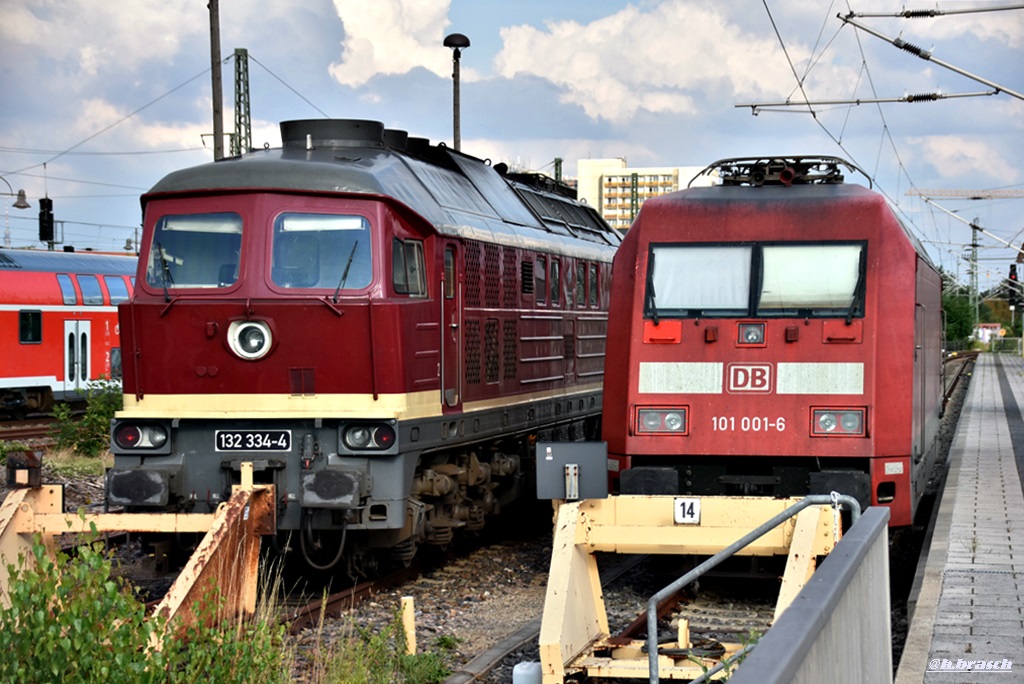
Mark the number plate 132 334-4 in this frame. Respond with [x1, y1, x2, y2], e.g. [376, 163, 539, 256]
[215, 430, 291, 452]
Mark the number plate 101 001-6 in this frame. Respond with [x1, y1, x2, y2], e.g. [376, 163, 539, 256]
[215, 430, 292, 452]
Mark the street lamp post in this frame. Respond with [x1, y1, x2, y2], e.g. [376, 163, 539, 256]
[443, 33, 470, 152]
[0, 176, 31, 249]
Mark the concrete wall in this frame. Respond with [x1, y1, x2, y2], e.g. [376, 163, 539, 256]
[728, 506, 892, 684]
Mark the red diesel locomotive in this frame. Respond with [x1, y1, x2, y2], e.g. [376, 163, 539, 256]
[106, 119, 621, 571]
[604, 157, 942, 527]
[0, 249, 135, 416]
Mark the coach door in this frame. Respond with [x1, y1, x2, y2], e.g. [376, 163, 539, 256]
[441, 243, 462, 409]
[63, 320, 92, 398]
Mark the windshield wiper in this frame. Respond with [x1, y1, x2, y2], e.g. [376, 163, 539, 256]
[333, 241, 359, 303]
[846, 248, 867, 325]
[156, 242, 173, 303]
[644, 251, 659, 325]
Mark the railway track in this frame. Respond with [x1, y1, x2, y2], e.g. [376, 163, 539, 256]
[0, 418, 58, 445]
[943, 350, 977, 407]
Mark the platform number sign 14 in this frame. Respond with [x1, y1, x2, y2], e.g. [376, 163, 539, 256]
[674, 498, 701, 525]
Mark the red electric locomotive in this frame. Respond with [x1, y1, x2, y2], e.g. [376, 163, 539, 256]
[0, 248, 135, 416]
[604, 157, 942, 527]
[106, 119, 621, 571]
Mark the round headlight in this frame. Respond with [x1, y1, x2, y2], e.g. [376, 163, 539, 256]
[346, 426, 372, 449]
[148, 425, 169, 448]
[641, 412, 663, 431]
[817, 412, 838, 432]
[664, 412, 684, 431]
[840, 412, 862, 432]
[228, 320, 273, 360]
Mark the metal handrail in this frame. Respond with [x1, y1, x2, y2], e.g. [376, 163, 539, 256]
[646, 493, 862, 683]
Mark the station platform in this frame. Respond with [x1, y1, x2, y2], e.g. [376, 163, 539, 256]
[896, 353, 1024, 682]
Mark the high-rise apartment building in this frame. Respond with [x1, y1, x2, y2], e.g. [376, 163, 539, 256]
[576, 158, 714, 231]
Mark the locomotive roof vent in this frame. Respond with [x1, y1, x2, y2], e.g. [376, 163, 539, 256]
[405, 136, 433, 156]
[383, 128, 409, 151]
[689, 155, 871, 188]
[280, 119, 386, 150]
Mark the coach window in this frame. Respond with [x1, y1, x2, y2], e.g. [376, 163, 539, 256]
[551, 259, 560, 306]
[148, 212, 242, 289]
[104, 276, 130, 305]
[19, 310, 42, 344]
[394, 238, 427, 296]
[56, 273, 77, 304]
[77, 275, 104, 305]
[272, 214, 371, 290]
[588, 263, 599, 307]
[536, 256, 547, 305]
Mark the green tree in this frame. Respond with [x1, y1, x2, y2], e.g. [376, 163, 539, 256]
[942, 292, 974, 341]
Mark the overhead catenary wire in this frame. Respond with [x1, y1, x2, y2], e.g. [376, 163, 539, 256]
[848, 4, 1024, 19]
[837, 14, 1024, 102]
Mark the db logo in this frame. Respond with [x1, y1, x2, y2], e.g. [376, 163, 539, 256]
[727, 364, 772, 393]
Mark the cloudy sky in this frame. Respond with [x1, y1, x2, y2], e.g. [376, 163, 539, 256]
[1, 0, 1021, 289]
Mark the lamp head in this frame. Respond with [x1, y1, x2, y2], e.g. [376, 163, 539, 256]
[13, 189, 30, 210]
[443, 33, 470, 55]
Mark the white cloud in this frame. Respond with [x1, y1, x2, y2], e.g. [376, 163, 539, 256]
[329, 0, 458, 87]
[909, 134, 1020, 183]
[0, 1, 190, 75]
[491, 1, 856, 124]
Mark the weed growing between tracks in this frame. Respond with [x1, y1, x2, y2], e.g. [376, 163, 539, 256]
[52, 378, 122, 457]
[294, 597, 459, 684]
[0, 520, 292, 683]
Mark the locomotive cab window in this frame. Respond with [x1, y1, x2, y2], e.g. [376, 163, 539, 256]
[271, 214, 371, 291]
[394, 238, 427, 296]
[645, 241, 866, 319]
[147, 212, 242, 289]
[758, 244, 865, 316]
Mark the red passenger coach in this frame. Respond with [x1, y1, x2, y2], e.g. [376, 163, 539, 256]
[604, 157, 942, 527]
[106, 120, 620, 571]
[0, 248, 135, 416]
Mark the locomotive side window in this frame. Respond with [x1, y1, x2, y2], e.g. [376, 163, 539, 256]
[147, 212, 242, 289]
[19, 310, 42, 344]
[551, 259, 561, 306]
[441, 245, 455, 299]
[77, 275, 104, 305]
[271, 214, 371, 290]
[589, 263, 599, 307]
[536, 256, 547, 305]
[576, 262, 586, 308]
[394, 238, 427, 296]
[56, 273, 77, 305]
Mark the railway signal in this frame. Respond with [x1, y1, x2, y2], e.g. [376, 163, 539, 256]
[1010, 264, 1019, 307]
[37, 197, 54, 243]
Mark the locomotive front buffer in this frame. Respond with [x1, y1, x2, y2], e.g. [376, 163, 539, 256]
[0, 457, 274, 637]
[535, 442, 865, 683]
